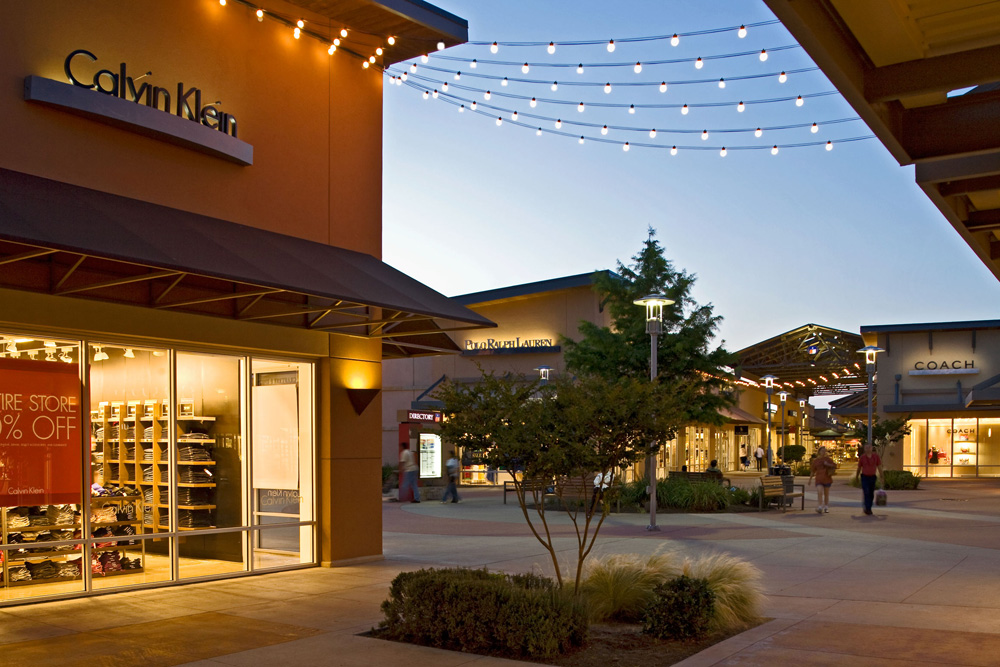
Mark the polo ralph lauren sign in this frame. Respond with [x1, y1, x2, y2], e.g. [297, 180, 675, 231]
[24, 49, 252, 165]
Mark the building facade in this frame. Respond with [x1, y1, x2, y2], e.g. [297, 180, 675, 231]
[0, 0, 485, 604]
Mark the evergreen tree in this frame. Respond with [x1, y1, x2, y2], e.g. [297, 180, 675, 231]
[562, 228, 737, 425]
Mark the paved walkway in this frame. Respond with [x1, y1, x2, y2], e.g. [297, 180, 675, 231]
[3, 477, 1000, 665]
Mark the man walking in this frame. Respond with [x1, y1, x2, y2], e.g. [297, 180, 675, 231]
[754, 445, 765, 472]
[400, 442, 420, 503]
[855, 442, 884, 515]
[441, 450, 461, 503]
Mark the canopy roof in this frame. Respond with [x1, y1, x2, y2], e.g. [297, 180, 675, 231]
[764, 0, 1000, 282]
[737, 324, 866, 396]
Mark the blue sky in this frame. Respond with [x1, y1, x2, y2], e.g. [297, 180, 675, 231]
[382, 0, 1000, 354]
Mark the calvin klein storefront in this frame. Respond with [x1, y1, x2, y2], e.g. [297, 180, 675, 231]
[0, 1, 481, 604]
[862, 320, 1000, 478]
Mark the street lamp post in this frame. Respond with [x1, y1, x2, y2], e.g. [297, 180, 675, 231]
[761, 375, 777, 473]
[535, 365, 552, 384]
[858, 346, 884, 450]
[634, 294, 675, 532]
[779, 391, 788, 465]
[799, 398, 807, 454]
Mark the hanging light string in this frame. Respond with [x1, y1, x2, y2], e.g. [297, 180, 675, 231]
[394, 75, 860, 136]
[390, 69, 841, 111]
[405, 63, 818, 89]
[464, 19, 782, 48]
[401, 80, 871, 152]
[431, 43, 801, 70]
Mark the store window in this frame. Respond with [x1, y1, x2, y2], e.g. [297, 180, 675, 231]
[926, 419, 952, 477]
[904, 419, 927, 476]
[979, 419, 1000, 477]
[952, 418, 977, 477]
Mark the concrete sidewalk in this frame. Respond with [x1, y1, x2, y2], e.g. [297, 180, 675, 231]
[2, 477, 1000, 665]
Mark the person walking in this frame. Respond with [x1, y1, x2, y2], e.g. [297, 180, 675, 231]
[441, 450, 461, 503]
[399, 442, 420, 503]
[754, 445, 765, 472]
[855, 442, 883, 515]
[808, 445, 837, 514]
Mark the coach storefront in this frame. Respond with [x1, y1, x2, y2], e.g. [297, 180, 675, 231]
[0, 1, 483, 604]
[862, 320, 1000, 478]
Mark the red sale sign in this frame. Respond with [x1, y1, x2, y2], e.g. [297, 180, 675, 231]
[0, 357, 83, 505]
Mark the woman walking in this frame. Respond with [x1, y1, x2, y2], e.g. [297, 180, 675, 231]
[807, 446, 836, 513]
[855, 443, 884, 515]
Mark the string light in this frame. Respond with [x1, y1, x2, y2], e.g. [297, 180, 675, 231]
[681, 104, 689, 114]
[293, 27, 300, 39]
[779, 71, 787, 83]
[431, 88, 438, 98]
[454, 71, 460, 80]
[484, 90, 491, 100]
[340, 28, 348, 38]
[458, 104, 464, 112]
[601, 125, 608, 135]
[695, 57, 703, 69]
[388, 36, 396, 45]
[578, 102, 585, 112]
[437, 41, 446, 50]
[737, 101, 745, 112]
[471, 101, 477, 110]
[718, 78, 726, 88]
[649, 128, 656, 138]
[738, 25, 747, 38]
[256, 8, 263, 21]
[702, 129, 709, 140]
[410, 63, 417, 72]
[604, 82, 612, 94]
[623, 142, 630, 151]
[522, 63, 530, 73]
[401, 72, 407, 81]
[634, 62, 642, 74]
[548, 42, 556, 54]
[491, 41, 499, 53]
[659, 82, 667, 92]
[369, 56, 376, 63]
[537, 127, 542, 135]
[512, 111, 518, 120]
[796, 95, 804, 106]
[759, 49, 768, 61]
[826, 140, 833, 151]
[328, 44, 336, 55]
[421, 54, 428, 63]
[334, 38, 340, 46]
[441, 82, 448, 91]
[671, 34, 679, 46]
[577, 64, 584, 74]
[811, 122, 819, 133]
[501, 77, 508, 86]
[771, 145, 779, 154]
[470, 59, 477, 68]
[530, 97, 537, 107]
[720, 147, 727, 156]
[671, 146, 678, 155]
[551, 81, 559, 91]
[376, 47, 383, 56]
[296, 19, 305, 29]
[755, 127, 762, 137]
[628, 104, 635, 114]
[607, 39, 615, 52]
[555, 119, 562, 128]
[579, 136, 585, 144]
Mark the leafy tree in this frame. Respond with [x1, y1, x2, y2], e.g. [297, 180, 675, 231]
[847, 414, 912, 460]
[779, 444, 806, 463]
[435, 370, 690, 591]
[562, 228, 737, 426]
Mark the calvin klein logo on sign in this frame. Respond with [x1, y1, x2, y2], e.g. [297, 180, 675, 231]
[64, 49, 238, 137]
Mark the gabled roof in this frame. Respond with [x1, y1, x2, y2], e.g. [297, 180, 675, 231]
[453, 271, 617, 306]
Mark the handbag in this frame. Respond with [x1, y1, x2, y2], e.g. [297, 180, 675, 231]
[875, 489, 888, 506]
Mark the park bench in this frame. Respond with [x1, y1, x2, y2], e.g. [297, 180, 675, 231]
[668, 470, 731, 487]
[503, 476, 594, 508]
[759, 475, 804, 511]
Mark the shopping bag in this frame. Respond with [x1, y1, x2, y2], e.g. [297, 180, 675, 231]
[875, 489, 888, 506]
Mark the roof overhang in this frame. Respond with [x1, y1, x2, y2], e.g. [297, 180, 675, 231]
[0, 168, 493, 358]
[764, 0, 1000, 282]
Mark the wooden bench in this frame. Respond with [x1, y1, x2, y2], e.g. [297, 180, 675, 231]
[503, 476, 594, 508]
[503, 478, 554, 505]
[668, 470, 732, 487]
[759, 475, 805, 511]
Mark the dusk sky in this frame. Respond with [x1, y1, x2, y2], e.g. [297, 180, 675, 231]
[382, 0, 1000, 355]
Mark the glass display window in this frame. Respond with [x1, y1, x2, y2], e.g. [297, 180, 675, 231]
[926, 419, 952, 477]
[979, 419, 1000, 477]
[903, 419, 927, 476]
[951, 418, 977, 476]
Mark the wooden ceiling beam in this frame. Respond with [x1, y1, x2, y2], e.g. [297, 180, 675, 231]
[864, 43, 1000, 103]
[902, 90, 1000, 160]
[938, 174, 1000, 197]
[965, 209, 1000, 232]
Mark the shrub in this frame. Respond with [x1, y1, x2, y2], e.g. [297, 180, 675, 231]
[642, 576, 715, 640]
[616, 480, 648, 510]
[579, 553, 677, 622]
[381, 464, 397, 484]
[658, 477, 692, 509]
[792, 462, 811, 477]
[379, 568, 586, 660]
[680, 553, 764, 631]
[690, 481, 732, 511]
[883, 470, 921, 490]
[781, 444, 806, 463]
[745, 485, 762, 507]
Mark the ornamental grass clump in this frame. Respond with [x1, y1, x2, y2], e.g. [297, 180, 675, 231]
[378, 567, 586, 660]
[642, 575, 715, 640]
[579, 552, 677, 622]
[679, 552, 764, 631]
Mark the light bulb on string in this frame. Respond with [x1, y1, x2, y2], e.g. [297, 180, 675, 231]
[550, 81, 558, 91]
[649, 128, 656, 138]
[420, 54, 428, 63]
[623, 142, 630, 151]
[328, 45, 336, 55]
[555, 119, 562, 128]
[811, 122, 819, 133]
[671, 34, 679, 46]
[701, 129, 709, 140]
[454, 71, 461, 80]
[755, 127, 762, 137]
[293, 27, 300, 39]
[388, 36, 396, 45]
[471, 101, 477, 110]
[670, 145, 678, 155]
[496, 116, 502, 126]
[579, 136, 585, 144]
[530, 97, 537, 107]
[441, 82, 448, 91]
[401, 72, 407, 81]
[422, 90, 429, 99]
[826, 140, 833, 151]
[124, 348, 135, 359]
[795, 95, 804, 106]
[369, 56, 376, 63]
[334, 38, 340, 46]
[376, 47, 383, 56]
[778, 71, 787, 83]
[659, 81, 667, 93]
[470, 59, 477, 68]
[771, 145, 779, 155]
[340, 28, 348, 38]
[256, 8, 263, 20]
[437, 41, 445, 50]
[681, 104, 689, 115]
[577, 64, 584, 74]
[536, 127, 542, 136]
[759, 49, 768, 61]
[458, 104, 464, 112]
[634, 62, 642, 74]
[431, 89, 438, 98]
[718, 78, 725, 88]
[628, 104, 635, 114]
[297, 19, 305, 28]
[737, 101, 745, 112]
[720, 147, 727, 157]
[490, 41, 498, 53]
[607, 39, 615, 52]
[501, 77, 508, 86]
[522, 63, 529, 73]
[484, 90, 491, 100]
[601, 125, 608, 135]
[738, 25, 747, 38]
[578, 102, 585, 112]
[548, 42, 556, 54]
[604, 82, 612, 94]
[410, 63, 417, 72]
[695, 57, 703, 69]
[512, 111, 518, 120]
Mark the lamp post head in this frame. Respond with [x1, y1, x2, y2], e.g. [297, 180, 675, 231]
[633, 294, 673, 335]
[798, 398, 806, 408]
[857, 345, 884, 366]
[779, 391, 788, 403]
[535, 365, 552, 381]
[761, 374, 777, 389]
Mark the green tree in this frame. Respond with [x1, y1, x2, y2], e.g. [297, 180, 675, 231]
[435, 370, 689, 591]
[562, 228, 737, 426]
[847, 414, 912, 460]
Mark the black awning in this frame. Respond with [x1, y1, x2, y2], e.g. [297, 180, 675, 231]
[0, 168, 493, 353]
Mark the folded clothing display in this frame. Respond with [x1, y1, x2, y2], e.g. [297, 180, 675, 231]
[177, 509, 213, 528]
[90, 506, 118, 524]
[7, 507, 30, 528]
[143, 487, 154, 503]
[143, 426, 154, 440]
[142, 505, 153, 525]
[123, 427, 136, 440]
[176, 488, 212, 505]
[142, 465, 154, 482]
[25, 559, 59, 579]
[178, 445, 213, 461]
[142, 445, 153, 461]
[57, 558, 82, 578]
[7, 565, 31, 582]
[122, 443, 136, 460]
[178, 468, 213, 484]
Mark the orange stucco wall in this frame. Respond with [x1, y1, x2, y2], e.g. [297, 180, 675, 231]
[0, 0, 381, 255]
